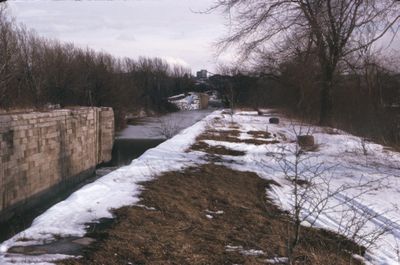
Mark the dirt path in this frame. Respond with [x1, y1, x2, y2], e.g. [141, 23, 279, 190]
[61, 164, 361, 265]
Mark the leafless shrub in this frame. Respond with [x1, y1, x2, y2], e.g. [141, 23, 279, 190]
[264, 125, 392, 264]
[155, 118, 181, 139]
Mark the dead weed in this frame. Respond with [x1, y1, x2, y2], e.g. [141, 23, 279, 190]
[61, 165, 363, 265]
[190, 141, 245, 156]
[247, 130, 273, 139]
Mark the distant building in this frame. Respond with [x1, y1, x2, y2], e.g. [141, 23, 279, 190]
[196, 69, 208, 80]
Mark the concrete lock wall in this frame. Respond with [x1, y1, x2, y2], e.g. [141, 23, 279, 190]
[0, 107, 114, 220]
[198, 93, 209, 109]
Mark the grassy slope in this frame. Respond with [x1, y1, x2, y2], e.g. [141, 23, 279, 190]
[61, 123, 363, 265]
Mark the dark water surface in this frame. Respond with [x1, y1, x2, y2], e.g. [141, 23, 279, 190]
[111, 109, 213, 166]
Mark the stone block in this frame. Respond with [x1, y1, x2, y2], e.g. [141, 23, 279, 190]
[0, 107, 114, 214]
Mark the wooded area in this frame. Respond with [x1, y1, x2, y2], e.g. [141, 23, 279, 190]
[0, 6, 194, 128]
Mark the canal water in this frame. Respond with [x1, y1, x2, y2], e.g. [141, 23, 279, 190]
[109, 109, 213, 166]
[0, 109, 213, 255]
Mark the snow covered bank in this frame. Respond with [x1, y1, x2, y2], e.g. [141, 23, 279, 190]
[0, 111, 220, 264]
[168, 92, 209, 111]
[200, 110, 400, 265]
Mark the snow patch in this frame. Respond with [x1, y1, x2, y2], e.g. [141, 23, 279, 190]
[225, 245, 265, 257]
[205, 209, 224, 215]
[264, 257, 289, 264]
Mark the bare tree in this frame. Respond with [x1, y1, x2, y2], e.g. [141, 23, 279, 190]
[16, 27, 47, 106]
[0, 6, 18, 107]
[211, 0, 400, 125]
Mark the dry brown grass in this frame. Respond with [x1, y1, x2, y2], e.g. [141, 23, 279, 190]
[60, 165, 363, 265]
[247, 130, 273, 139]
[190, 141, 246, 156]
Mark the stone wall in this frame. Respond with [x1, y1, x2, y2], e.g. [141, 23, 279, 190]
[0, 107, 114, 220]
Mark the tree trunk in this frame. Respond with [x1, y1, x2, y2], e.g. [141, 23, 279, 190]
[319, 71, 334, 126]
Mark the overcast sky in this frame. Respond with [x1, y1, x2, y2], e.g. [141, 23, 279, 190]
[8, 0, 230, 73]
[6, 1, 399, 73]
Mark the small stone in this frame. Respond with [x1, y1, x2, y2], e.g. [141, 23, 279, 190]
[297, 135, 315, 148]
[269, 117, 279, 124]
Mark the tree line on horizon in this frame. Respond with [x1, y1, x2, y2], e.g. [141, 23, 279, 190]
[0, 6, 195, 129]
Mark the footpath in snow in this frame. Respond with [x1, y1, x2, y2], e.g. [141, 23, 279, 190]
[1, 109, 400, 265]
